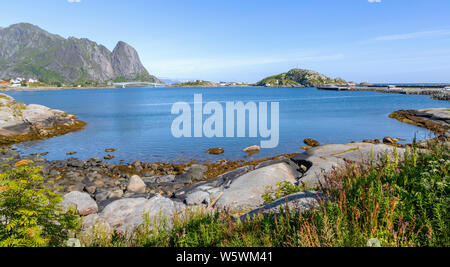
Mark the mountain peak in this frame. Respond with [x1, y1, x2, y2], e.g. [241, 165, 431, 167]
[112, 41, 156, 82]
[115, 40, 130, 47]
[0, 23, 160, 84]
[6, 22, 47, 33]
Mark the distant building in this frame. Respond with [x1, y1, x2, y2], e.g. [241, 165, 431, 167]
[0, 80, 9, 85]
[9, 78, 25, 87]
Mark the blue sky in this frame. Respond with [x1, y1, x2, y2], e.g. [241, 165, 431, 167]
[1, 0, 450, 83]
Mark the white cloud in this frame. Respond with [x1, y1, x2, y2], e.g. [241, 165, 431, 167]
[368, 0, 381, 3]
[68, 0, 81, 3]
[374, 30, 450, 41]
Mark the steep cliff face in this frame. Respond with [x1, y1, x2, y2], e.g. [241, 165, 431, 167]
[112, 41, 152, 81]
[0, 23, 160, 83]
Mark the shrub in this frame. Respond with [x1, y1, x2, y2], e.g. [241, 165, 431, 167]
[0, 163, 80, 247]
[262, 181, 306, 205]
[300, 142, 449, 247]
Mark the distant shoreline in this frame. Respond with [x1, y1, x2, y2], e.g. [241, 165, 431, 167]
[0, 86, 115, 92]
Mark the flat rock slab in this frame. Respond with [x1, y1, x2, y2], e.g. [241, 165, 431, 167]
[99, 195, 183, 233]
[416, 108, 450, 120]
[0, 93, 85, 143]
[294, 143, 405, 188]
[390, 108, 450, 135]
[215, 162, 298, 212]
[174, 165, 253, 201]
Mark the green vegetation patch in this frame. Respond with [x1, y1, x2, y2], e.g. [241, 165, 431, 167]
[0, 164, 80, 247]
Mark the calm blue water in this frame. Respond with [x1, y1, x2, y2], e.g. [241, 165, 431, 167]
[5, 87, 449, 163]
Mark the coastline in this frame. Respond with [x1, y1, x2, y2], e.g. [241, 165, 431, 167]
[0, 86, 115, 92]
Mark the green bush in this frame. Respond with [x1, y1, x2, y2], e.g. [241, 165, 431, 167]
[0, 163, 80, 247]
[262, 181, 306, 205]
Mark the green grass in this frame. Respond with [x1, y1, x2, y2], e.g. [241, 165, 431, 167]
[81, 141, 449, 247]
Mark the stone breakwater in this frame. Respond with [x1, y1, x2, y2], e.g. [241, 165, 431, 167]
[0, 93, 86, 145]
[347, 87, 450, 101]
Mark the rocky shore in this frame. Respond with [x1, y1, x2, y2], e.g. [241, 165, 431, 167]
[0, 141, 399, 233]
[3, 137, 443, 234]
[0, 94, 86, 145]
[389, 108, 450, 137]
[1, 97, 448, 235]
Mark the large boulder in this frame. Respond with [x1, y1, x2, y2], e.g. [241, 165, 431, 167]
[242, 191, 321, 221]
[99, 195, 182, 233]
[214, 162, 298, 212]
[61, 191, 98, 216]
[127, 175, 146, 194]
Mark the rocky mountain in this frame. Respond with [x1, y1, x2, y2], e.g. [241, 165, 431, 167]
[0, 23, 160, 83]
[256, 68, 347, 87]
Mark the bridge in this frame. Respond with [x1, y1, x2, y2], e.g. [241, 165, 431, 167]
[113, 81, 166, 88]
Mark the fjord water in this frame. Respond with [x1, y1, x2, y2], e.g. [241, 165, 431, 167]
[7, 87, 448, 163]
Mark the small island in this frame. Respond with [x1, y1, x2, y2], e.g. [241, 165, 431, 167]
[171, 80, 218, 87]
[256, 68, 348, 87]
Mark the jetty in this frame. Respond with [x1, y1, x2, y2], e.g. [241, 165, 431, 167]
[316, 83, 450, 100]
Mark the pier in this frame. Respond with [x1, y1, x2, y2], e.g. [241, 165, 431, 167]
[316, 84, 450, 100]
